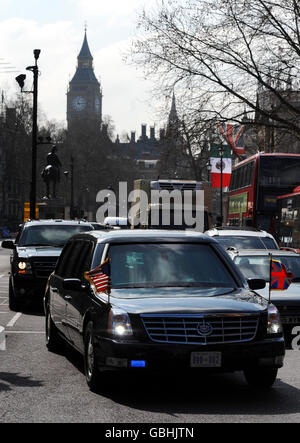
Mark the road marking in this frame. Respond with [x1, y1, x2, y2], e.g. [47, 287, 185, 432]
[5, 331, 44, 334]
[0, 326, 6, 350]
[0, 274, 6, 279]
[6, 313, 22, 328]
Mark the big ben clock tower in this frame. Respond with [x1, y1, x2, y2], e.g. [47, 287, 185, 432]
[67, 29, 103, 131]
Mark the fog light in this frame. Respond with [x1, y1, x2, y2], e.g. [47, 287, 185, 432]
[106, 358, 128, 368]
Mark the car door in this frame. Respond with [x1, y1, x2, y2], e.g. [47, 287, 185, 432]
[50, 241, 78, 340]
[64, 240, 95, 351]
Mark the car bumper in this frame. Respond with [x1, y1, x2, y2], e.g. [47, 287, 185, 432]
[12, 274, 47, 299]
[94, 336, 285, 373]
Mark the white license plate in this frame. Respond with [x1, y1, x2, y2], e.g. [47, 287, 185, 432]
[191, 352, 222, 368]
[281, 317, 300, 325]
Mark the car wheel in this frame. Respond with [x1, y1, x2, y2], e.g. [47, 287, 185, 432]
[8, 278, 21, 312]
[84, 321, 102, 391]
[244, 368, 278, 389]
[45, 305, 64, 353]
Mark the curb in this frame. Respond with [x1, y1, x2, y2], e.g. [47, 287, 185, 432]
[0, 326, 6, 351]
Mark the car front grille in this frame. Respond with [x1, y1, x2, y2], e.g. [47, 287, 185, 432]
[141, 314, 260, 345]
[33, 260, 58, 279]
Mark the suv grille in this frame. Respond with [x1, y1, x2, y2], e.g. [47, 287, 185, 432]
[141, 314, 259, 345]
[277, 306, 300, 324]
[33, 260, 58, 279]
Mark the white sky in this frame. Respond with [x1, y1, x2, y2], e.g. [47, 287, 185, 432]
[0, 0, 167, 139]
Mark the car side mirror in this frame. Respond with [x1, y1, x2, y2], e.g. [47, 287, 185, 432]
[248, 279, 266, 291]
[2, 240, 15, 250]
[63, 278, 83, 291]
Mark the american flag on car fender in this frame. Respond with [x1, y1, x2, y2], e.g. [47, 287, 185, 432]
[84, 259, 111, 294]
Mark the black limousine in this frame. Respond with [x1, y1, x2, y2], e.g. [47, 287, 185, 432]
[44, 230, 285, 391]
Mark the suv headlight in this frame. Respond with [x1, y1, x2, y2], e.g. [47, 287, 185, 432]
[267, 304, 283, 335]
[17, 261, 32, 275]
[108, 307, 133, 337]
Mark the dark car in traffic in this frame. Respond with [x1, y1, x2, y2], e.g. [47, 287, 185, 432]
[44, 230, 285, 392]
[2, 219, 94, 310]
[228, 248, 300, 345]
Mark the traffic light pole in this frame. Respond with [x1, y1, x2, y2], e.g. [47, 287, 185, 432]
[16, 50, 41, 220]
[30, 60, 39, 219]
[70, 156, 74, 220]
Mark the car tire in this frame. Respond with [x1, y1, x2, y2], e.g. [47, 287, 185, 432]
[45, 304, 64, 353]
[8, 278, 21, 312]
[84, 321, 102, 391]
[244, 367, 278, 389]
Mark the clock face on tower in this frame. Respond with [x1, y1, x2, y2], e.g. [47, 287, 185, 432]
[95, 97, 101, 113]
[72, 96, 87, 112]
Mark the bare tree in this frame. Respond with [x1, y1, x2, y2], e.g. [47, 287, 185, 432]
[131, 0, 300, 147]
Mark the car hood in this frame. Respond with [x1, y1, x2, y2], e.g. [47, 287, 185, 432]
[108, 287, 268, 315]
[256, 283, 300, 303]
[16, 246, 63, 259]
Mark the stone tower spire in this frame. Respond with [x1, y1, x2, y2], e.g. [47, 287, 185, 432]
[169, 91, 179, 125]
[67, 29, 103, 131]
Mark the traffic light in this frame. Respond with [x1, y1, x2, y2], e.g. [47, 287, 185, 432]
[15, 74, 26, 91]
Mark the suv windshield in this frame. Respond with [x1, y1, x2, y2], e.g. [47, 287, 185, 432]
[234, 255, 300, 282]
[216, 236, 277, 250]
[109, 243, 236, 289]
[19, 225, 93, 247]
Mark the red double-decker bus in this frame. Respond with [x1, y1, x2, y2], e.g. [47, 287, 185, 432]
[277, 186, 300, 250]
[227, 153, 300, 233]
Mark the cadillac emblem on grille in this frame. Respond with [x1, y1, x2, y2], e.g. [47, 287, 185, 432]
[197, 322, 213, 337]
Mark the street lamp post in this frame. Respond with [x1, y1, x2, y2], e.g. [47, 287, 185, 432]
[70, 157, 74, 219]
[219, 143, 225, 226]
[16, 49, 41, 220]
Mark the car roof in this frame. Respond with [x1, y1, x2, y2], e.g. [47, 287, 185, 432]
[72, 229, 215, 244]
[23, 219, 93, 227]
[231, 249, 300, 257]
[205, 228, 274, 238]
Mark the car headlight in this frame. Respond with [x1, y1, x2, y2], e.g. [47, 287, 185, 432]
[17, 261, 32, 275]
[108, 307, 133, 337]
[267, 304, 283, 335]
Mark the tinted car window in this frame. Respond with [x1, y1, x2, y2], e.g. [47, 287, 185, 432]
[18, 225, 93, 247]
[63, 241, 85, 278]
[108, 243, 236, 289]
[216, 236, 270, 249]
[56, 242, 74, 277]
[234, 255, 300, 282]
[260, 237, 278, 249]
[73, 241, 94, 280]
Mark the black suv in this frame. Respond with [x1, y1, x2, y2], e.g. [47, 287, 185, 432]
[44, 229, 285, 392]
[2, 219, 93, 310]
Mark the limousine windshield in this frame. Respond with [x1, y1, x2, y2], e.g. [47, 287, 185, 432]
[108, 243, 236, 289]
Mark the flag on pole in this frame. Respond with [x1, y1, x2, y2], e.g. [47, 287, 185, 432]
[216, 123, 246, 158]
[270, 258, 293, 291]
[210, 143, 232, 188]
[84, 259, 111, 294]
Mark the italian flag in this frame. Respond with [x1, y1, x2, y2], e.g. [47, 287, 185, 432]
[210, 143, 232, 189]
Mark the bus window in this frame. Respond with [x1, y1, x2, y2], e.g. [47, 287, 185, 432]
[260, 157, 300, 187]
